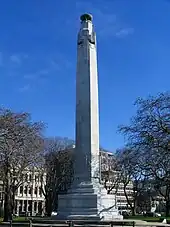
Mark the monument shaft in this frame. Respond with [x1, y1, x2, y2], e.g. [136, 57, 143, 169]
[75, 14, 99, 184]
[57, 14, 122, 220]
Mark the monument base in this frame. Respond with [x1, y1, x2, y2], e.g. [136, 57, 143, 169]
[55, 182, 123, 221]
[99, 190, 123, 220]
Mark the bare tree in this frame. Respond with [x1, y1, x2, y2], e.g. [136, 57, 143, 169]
[151, 153, 170, 216]
[119, 92, 170, 152]
[100, 152, 121, 194]
[40, 137, 74, 216]
[102, 170, 121, 195]
[118, 92, 170, 216]
[0, 108, 44, 221]
[116, 147, 148, 215]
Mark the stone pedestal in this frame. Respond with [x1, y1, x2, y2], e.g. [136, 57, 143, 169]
[57, 182, 100, 220]
[99, 189, 122, 220]
[57, 182, 122, 220]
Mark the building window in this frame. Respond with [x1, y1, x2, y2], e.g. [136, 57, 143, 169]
[25, 174, 28, 182]
[29, 187, 32, 195]
[20, 186, 23, 194]
[40, 175, 43, 182]
[34, 187, 37, 195]
[28, 200, 32, 212]
[117, 200, 128, 203]
[34, 202, 37, 212]
[24, 200, 27, 211]
[35, 175, 39, 182]
[24, 186, 28, 194]
[39, 187, 42, 196]
[29, 174, 32, 181]
[38, 202, 42, 214]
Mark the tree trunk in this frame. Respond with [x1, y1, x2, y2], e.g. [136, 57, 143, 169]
[52, 193, 58, 211]
[165, 200, 170, 217]
[10, 187, 16, 216]
[3, 166, 12, 222]
[131, 201, 137, 216]
[45, 193, 52, 217]
[131, 207, 136, 216]
[3, 184, 11, 221]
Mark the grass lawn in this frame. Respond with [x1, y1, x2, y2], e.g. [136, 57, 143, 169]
[0, 216, 30, 223]
[13, 217, 29, 222]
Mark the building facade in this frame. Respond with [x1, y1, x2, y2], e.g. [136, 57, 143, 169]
[100, 150, 134, 212]
[15, 170, 46, 216]
[0, 169, 46, 217]
[0, 149, 134, 216]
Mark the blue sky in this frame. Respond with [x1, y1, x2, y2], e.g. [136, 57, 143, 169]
[0, 0, 170, 151]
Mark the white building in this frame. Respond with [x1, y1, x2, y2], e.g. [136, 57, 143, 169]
[15, 170, 46, 216]
[100, 150, 134, 212]
[0, 149, 134, 216]
[0, 169, 46, 217]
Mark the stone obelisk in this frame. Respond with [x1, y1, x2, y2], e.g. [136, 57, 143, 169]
[57, 14, 122, 221]
[74, 13, 100, 186]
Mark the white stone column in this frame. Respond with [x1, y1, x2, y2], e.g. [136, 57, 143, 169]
[31, 201, 34, 216]
[37, 187, 39, 198]
[17, 188, 19, 197]
[22, 185, 24, 197]
[26, 200, 29, 215]
[22, 200, 24, 212]
[18, 200, 21, 215]
[74, 13, 100, 185]
[32, 171, 35, 198]
[16, 200, 19, 216]
[42, 201, 45, 216]
[36, 201, 39, 214]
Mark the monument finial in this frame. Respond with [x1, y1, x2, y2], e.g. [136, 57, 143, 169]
[80, 13, 93, 22]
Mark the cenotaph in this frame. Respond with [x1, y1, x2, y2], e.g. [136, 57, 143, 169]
[57, 14, 123, 221]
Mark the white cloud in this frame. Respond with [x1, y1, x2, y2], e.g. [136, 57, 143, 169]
[22, 69, 49, 92]
[38, 69, 49, 75]
[49, 56, 72, 72]
[10, 55, 21, 65]
[18, 84, 30, 93]
[0, 52, 29, 73]
[75, 0, 134, 39]
[23, 54, 29, 59]
[24, 74, 35, 80]
[115, 28, 134, 38]
[11, 53, 73, 92]
[24, 69, 49, 80]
